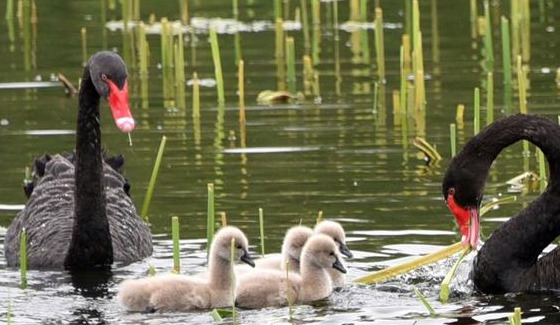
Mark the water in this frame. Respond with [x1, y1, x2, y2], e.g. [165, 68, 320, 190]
[1, 0, 560, 323]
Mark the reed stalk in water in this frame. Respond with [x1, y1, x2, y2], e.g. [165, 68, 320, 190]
[221, 211, 227, 227]
[439, 247, 471, 303]
[538, 148, 547, 192]
[209, 28, 225, 105]
[230, 238, 237, 323]
[483, 0, 494, 71]
[508, 307, 522, 325]
[259, 208, 265, 257]
[286, 36, 296, 94]
[141, 135, 167, 222]
[238, 60, 245, 123]
[81, 27, 87, 67]
[192, 72, 200, 118]
[414, 287, 436, 317]
[374, 7, 385, 84]
[138, 22, 148, 77]
[450, 123, 456, 157]
[517, 55, 527, 114]
[174, 31, 186, 110]
[172, 216, 180, 273]
[501, 16, 513, 112]
[275, 19, 286, 91]
[474, 87, 480, 134]
[207, 183, 215, 256]
[20, 228, 27, 289]
[486, 72, 494, 125]
[179, 0, 188, 25]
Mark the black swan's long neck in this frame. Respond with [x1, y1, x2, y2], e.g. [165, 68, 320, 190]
[65, 67, 113, 269]
[457, 114, 560, 292]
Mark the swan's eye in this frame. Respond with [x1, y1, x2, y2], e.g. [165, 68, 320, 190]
[101, 74, 108, 81]
[448, 187, 456, 196]
[237, 245, 242, 249]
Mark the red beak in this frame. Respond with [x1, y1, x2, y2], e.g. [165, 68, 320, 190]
[107, 80, 135, 133]
[446, 193, 480, 250]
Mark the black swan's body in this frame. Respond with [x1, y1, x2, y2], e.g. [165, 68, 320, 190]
[443, 114, 560, 294]
[5, 51, 152, 270]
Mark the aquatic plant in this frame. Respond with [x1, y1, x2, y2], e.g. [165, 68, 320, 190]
[172, 216, 180, 273]
[209, 28, 225, 105]
[20, 228, 27, 289]
[259, 208, 265, 257]
[141, 135, 167, 222]
[207, 183, 215, 256]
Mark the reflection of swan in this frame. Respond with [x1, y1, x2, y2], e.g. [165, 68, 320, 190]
[4, 51, 152, 270]
[443, 114, 560, 293]
[236, 234, 346, 308]
[315, 220, 353, 287]
[118, 226, 254, 312]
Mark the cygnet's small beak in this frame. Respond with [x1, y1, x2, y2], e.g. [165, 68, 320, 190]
[240, 250, 255, 267]
[339, 243, 353, 258]
[332, 258, 347, 274]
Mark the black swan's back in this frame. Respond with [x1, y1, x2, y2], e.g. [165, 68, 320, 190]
[5, 154, 152, 268]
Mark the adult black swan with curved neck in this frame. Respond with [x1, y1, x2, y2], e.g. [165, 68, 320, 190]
[5, 51, 152, 270]
[443, 114, 560, 294]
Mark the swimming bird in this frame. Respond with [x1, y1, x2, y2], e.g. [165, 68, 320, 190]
[235, 225, 314, 275]
[4, 51, 152, 270]
[315, 220, 352, 287]
[443, 114, 560, 293]
[235, 234, 346, 309]
[117, 226, 254, 312]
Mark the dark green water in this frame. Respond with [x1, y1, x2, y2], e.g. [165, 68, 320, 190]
[1, 0, 560, 323]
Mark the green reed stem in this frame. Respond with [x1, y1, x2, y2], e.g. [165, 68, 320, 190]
[474, 87, 480, 134]
[450, 123, 456, 157]
[179, 0, 189, 25]
[317, 210, 323, 224]
[300, 0, 310, 54]
[233, 0, 239, 20]
[486, 72, 494, 125]
[399, 46, 407, 115]
[511, 0, 520, 62]
[207, 183, 215, 257]
[20, 228, 27, 289]
[238, 60, 245, 123]
[414, 287, 436, 317]
[439, 247, 471, 303]
[259, 208, 265, 257]
[508, 307, 522, 325]
[122, 0, 130, 32]
[274, 0, 282, 21]
[373, 82, 379, 113]
[174, 32, 186, 110]
[6, 0, 14, 20]
[470, 0, 477, 39]
[138, 22, 148, 77]
[172, 216, 180, 273]
[23, 0, 31, 71]
[193, 72, 200, 118]
[286, 36, 296, 94]
[517, 55, 527, 114]
[520, 0, 530, 62]
[483, 0, 494, 71]
[221, 211, 227, 227]
[501, 16, 513, 113]
[209, 28, 225, 105]
[374, 7, 385, 84]
[141, 135, 167, 222]
[538, 148, 546, 192]
[275, 18, 286, 91]
[230, 238, 237, 322]
[81, 27, 87, 67]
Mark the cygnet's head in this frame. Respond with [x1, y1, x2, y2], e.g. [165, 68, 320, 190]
[211, 226, 254, 267]
[282, 226, 314, 263]
[314, 220, 353, 258]
[301, 234, 347, 274]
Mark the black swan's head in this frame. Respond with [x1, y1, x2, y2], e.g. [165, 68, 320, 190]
[442, 155, 485, 250]
[87, 51, 134, 133]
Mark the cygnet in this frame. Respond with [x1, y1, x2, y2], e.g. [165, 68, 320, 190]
[117, 226, 254, 312]
[236, 225, 313, 275]
[315, 220, 352, 287]
[235, 234, 346, 309]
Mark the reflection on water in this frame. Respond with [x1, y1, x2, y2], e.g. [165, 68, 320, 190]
[1, 0, 560, 324]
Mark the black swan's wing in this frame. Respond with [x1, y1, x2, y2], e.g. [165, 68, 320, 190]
[5, 154, 152, 268]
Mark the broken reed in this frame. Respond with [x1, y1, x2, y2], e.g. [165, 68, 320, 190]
[209, 28, 225, 105]
[172, 216, 180, 273]
[238, 60, 246, 123]
[221, 211, 227, 227]
[286, 36, 296, 94]
[81, 27, 87, 67]
[474, 87, 480, 134]
[207, 183, 215, 257]
[20, 228, 27, 289]
[141, 135, 167, 222]
[486, 72, 494, 125]
[374, 7, 385, 84]
[509, 307, 522, 325]
[192, 72, 200, 118]
[259, 208, 265, 257]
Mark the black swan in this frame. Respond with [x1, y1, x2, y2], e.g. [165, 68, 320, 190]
[442, 114, 560, 294]
[4, 51, 152, 270]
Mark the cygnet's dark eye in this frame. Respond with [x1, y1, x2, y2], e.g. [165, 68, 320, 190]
[329, 251, 335, 256]
[237, 244, 242, 249]
[101, 74, 108, 81]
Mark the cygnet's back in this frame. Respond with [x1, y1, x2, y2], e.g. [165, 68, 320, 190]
[118, 226, 254, 312]
[236, 234, 346, 309]
[314, 220, 352, 287]
[236, 225, 313, 275]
